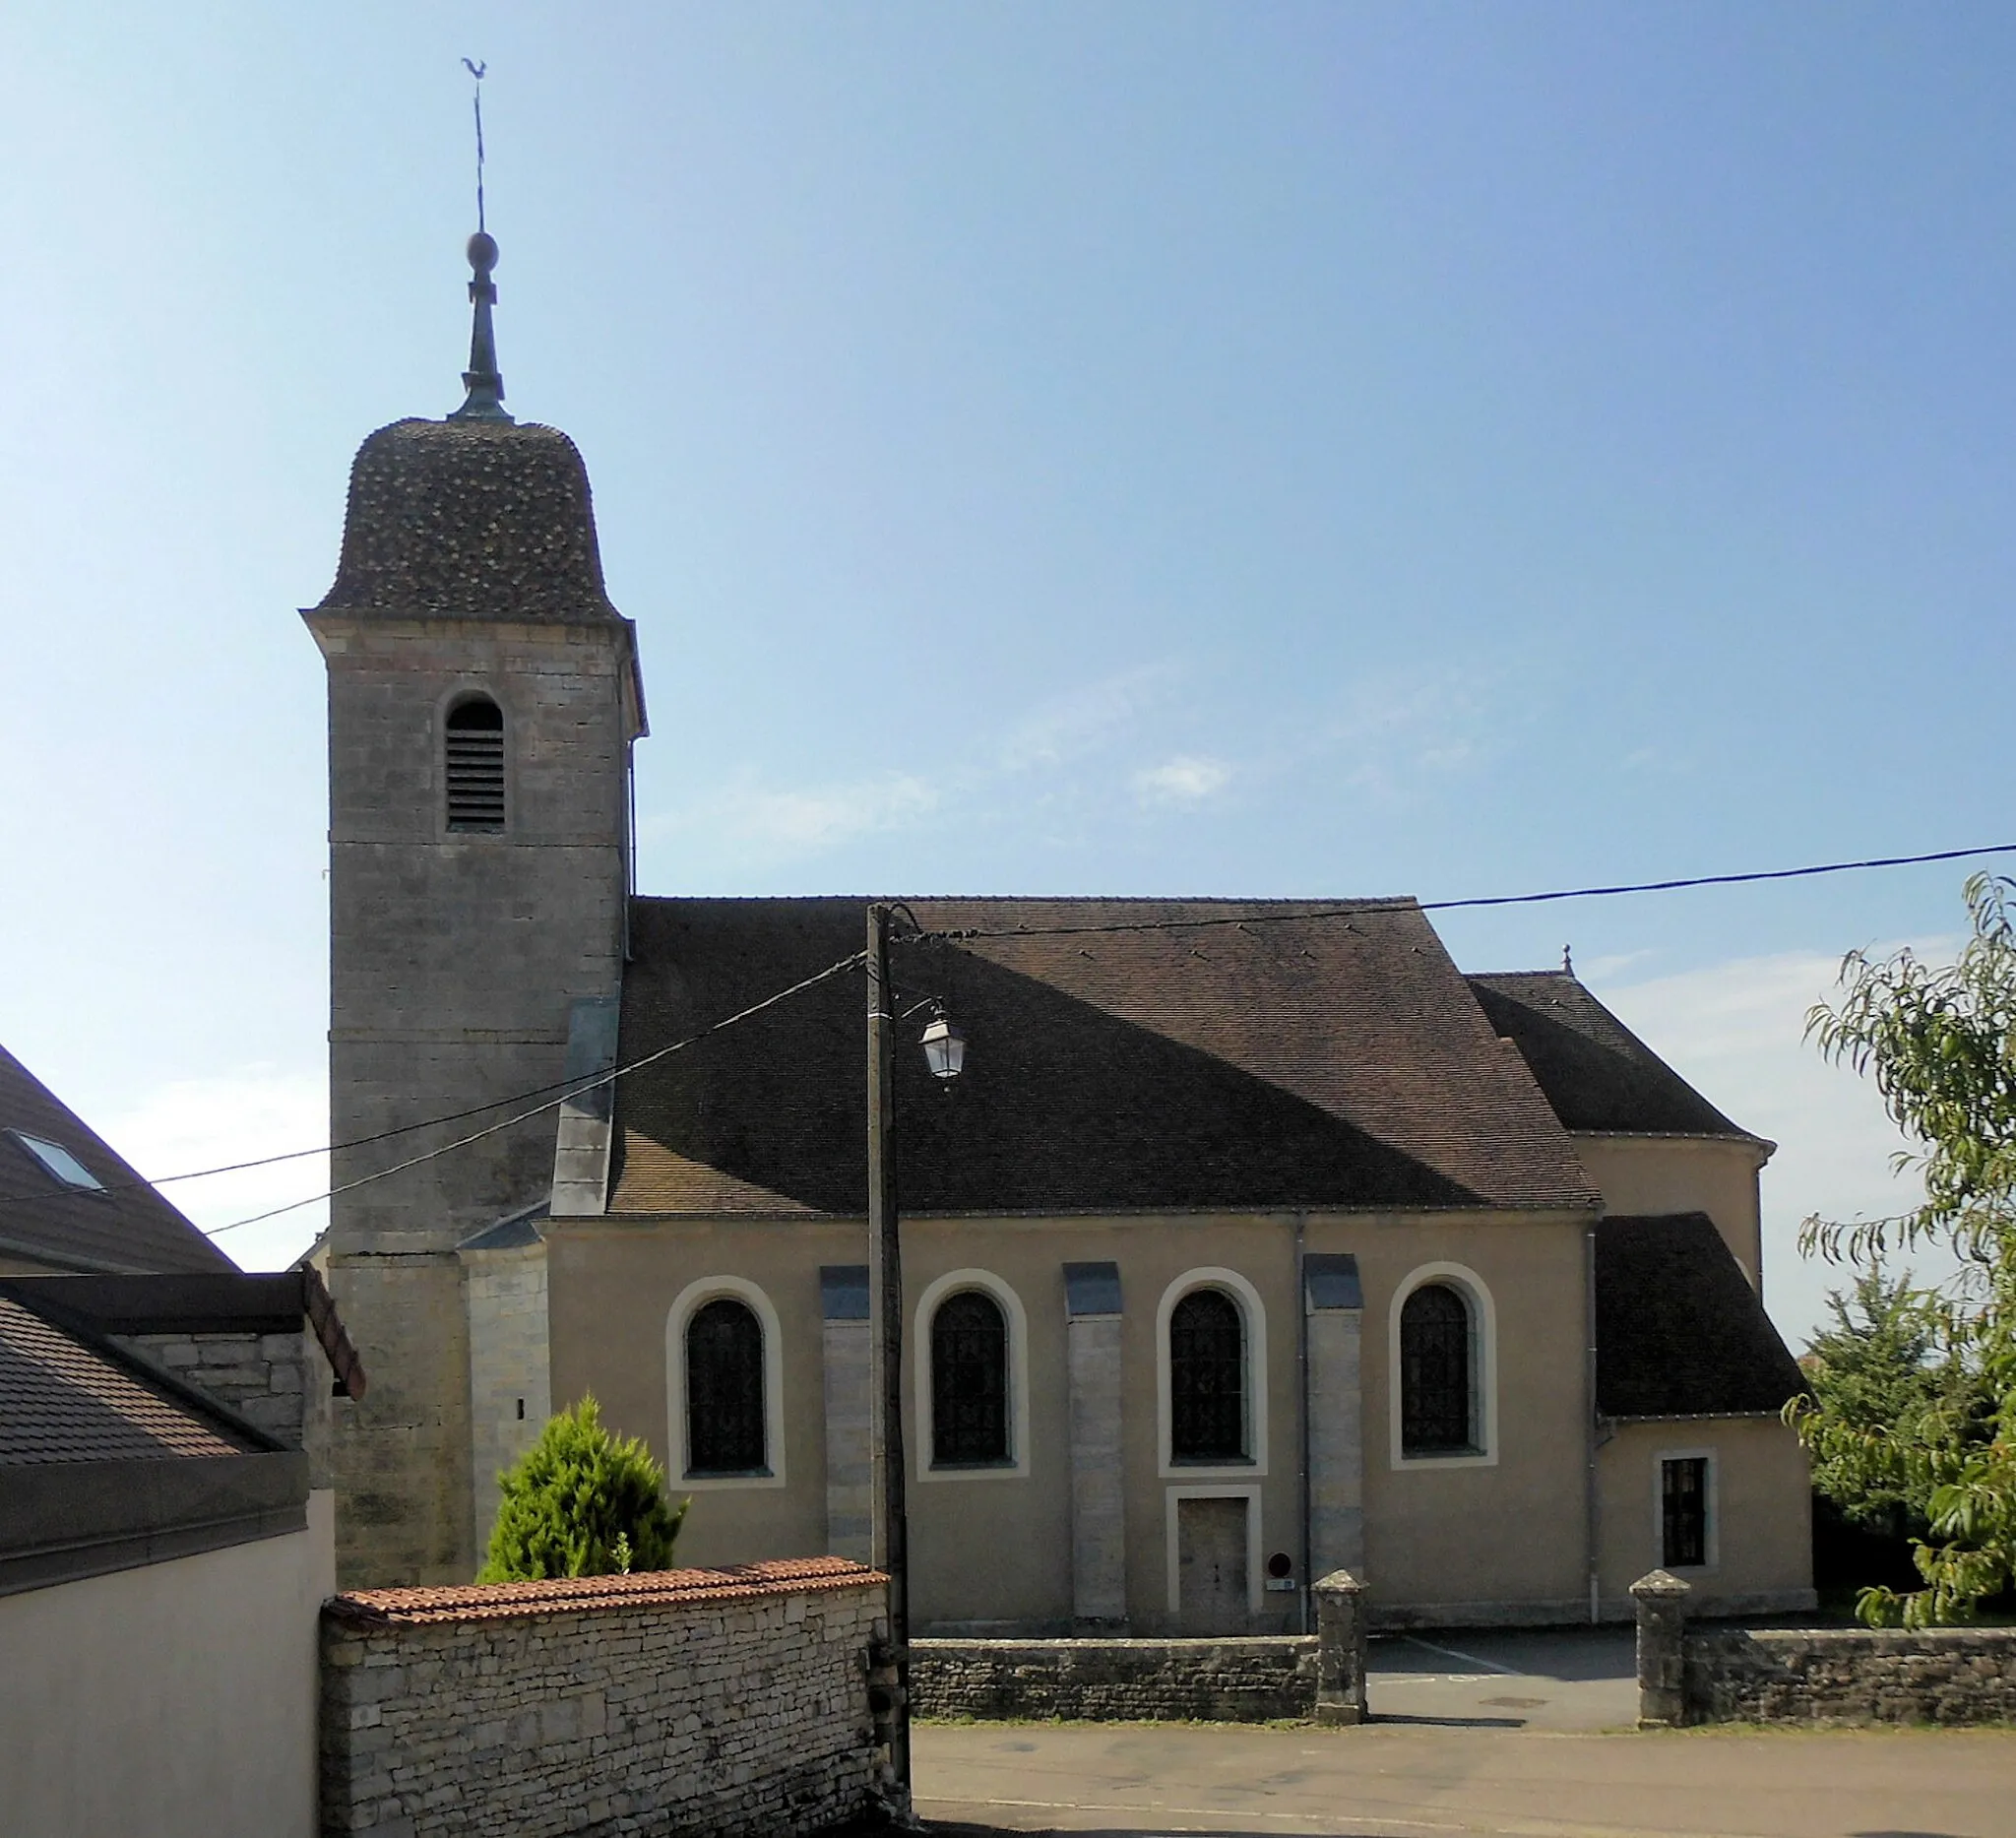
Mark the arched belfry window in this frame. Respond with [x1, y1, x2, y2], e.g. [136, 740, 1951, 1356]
[930, 1290, 1009, 1466]
[1169, 1287, 1246, 1463]
[685, 1298, 766, 1475]
[1399, 1283, 1474, 1456]
[444, 696, 505, 832]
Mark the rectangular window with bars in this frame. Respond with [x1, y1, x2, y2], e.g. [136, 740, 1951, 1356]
[1661, 1456, 1709, 1568]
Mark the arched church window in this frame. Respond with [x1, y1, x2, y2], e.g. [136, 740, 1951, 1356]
[930, 1289, 1009, 1466]
[1399, 1283, 1474, 1455]
[1169, 1287, 1246, 1462]
[685, 1298, 766, 1474]
[444, 696, 505, 832]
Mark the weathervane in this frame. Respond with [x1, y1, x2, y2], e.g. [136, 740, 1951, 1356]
[448, 57, 513, 423]
[464, 57, 489, 233]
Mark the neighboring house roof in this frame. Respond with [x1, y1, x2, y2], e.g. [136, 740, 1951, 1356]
[0, 1283, 310, 1595]
[609, 897, 1600, 1218]
[0, 1269, 369, 1404]
[1595, 1214, 1806, 1418]
[1466, 972, 1755, 1139]
[0, 1296, 258, 1466]
[0, 1043, 234, 1275]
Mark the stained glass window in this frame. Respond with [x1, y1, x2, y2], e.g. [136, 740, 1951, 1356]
[1170, 1288, 1246, 1462]
[686, 1298, 765, 1474]
[1400, 1283, 1473, 1455]
[931, 1290, 1009, 1466]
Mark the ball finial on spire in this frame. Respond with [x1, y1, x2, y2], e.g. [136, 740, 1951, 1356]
[447, 62, 512, 423]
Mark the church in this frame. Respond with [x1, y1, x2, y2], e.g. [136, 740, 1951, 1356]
[305, 231, 1813, 1632]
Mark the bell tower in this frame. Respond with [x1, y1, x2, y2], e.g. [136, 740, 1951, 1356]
[304, 231, 646, 1585]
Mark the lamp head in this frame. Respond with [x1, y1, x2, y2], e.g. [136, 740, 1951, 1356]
[919, 1014, 967, 1081]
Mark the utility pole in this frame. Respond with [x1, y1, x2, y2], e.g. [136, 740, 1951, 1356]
[866, 902, 912, 1806]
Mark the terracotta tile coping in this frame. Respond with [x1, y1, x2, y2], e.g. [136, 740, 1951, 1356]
[327, 1555, 886, 1627]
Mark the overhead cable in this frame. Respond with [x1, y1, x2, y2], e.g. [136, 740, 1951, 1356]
[2, 839, 2008, 1223]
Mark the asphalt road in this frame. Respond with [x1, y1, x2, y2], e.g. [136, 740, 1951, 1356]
[914, 1721, 2016, 1836]
[912, 1630, 2016, 1837]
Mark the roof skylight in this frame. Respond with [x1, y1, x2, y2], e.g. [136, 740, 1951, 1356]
[10, 1131, 104, 1191]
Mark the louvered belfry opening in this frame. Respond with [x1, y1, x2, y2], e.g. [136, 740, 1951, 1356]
[443, 696, 506, 832]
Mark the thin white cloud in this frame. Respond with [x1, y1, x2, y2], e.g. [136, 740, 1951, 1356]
[1134, 754, 1231, 806]
[99, 1065, 329, 1274]
[650, 772, 940, 857]
[1331, 669, 1491, 798]
[999, 663, 1179, 772]
[1592, 946, 1963, 1351]
[1577, 948, 1656, 982]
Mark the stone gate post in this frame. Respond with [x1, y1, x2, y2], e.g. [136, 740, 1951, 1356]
[1630, 1569, 1691, 1728]
[1312, 1568, 1367, 1725]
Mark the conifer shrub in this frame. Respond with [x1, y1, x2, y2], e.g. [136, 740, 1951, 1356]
[478, 1394, 687, 1583]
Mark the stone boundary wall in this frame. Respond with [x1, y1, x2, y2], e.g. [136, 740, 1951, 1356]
[912, 1635, 1318, 1723]
[1631, 1567, 2016, 1728]
[320, 1556, 887, 1837]
[1684, 1625, 2016, 1726]
[910, 1570, 1367, 1727]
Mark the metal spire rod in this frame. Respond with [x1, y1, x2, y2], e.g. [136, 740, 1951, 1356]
[463, 57, 488, 233]
[449, 59, 512, 423]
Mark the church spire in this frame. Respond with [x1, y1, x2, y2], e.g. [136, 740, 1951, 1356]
[448, 230, 512, 423]
[448, 58, 512, 423]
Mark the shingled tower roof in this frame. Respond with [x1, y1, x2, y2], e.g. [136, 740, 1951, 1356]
[314, 232, 622, 626]
[315, 418, 619, 623]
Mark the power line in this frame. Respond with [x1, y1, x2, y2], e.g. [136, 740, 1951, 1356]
[3, 838, 2007, 1224]
[196, 949, 866, 1236]
[0, 1061, 637, 1214]
[914, 843, 2016, 943]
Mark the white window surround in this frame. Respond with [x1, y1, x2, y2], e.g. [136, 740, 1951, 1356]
[1654, 1446, 1720, 1572]
[1388, 1261, 1498, 1471]
[1156, 1267, 1269, 1480]
[914, 1268, 1031, 1483]
[1163, 1484, 1263, 1617]
[664, 1276, 787, 1490]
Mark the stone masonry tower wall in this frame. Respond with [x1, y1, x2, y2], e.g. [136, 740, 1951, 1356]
[305, 415, 644, 1586]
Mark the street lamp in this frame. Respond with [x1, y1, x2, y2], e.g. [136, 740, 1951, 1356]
[865, 902, 964, 1814]
[919, 1012, 967, 1080]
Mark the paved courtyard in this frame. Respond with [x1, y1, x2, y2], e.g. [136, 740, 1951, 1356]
[1362, 1629, 1641, 1733]
[913, 1629, 2016, 1837]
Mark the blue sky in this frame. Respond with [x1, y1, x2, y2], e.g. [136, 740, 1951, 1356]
[2, 4, 2007, 1338]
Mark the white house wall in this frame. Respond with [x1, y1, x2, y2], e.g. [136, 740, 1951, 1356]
[0, 1491, 335, 1838]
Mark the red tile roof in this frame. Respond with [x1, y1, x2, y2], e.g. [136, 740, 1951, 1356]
[329, 1555, 884, 1626]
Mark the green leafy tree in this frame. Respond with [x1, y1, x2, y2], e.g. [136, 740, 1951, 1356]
[1787, 873, 2016, 1625]
[1800, 1268, 1984, 1535]
[478, 1394, 687, 1584]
